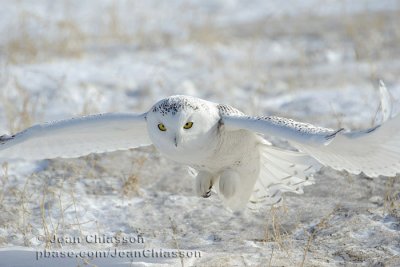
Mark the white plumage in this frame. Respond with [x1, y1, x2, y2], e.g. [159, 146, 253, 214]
[0, 113, 151, 159]
[0, 85, 399, 211]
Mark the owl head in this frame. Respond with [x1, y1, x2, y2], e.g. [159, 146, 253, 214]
[146, 95, 221, 162]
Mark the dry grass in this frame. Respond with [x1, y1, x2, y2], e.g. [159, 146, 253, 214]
[4, 2, 175, 64]
[0, 163, 9, 207]
[5, 11, 85, 64]
[35, 171, 100, 250]
[1, 176, 34, 246]
[5, 2, 398, 66]
[252, 202, 297, 266]
[300, 206, 339, 267]
[120, 155, 148, 197]
[1, 151, 149, 253]
[263, 204, 291, 250]
[188, 18, 230, 45]
[259, 203, 344, 266]
[383, 177, 400, 217]
[0, 77, 39, 133]
[169, 216, 185, 267]
[17, 174, 34, 246]
[121, 174, 141, 197]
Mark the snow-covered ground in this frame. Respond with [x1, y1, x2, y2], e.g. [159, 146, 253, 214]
[0, 1, 399, 266]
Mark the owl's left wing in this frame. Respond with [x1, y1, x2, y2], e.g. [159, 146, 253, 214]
[0, 113, 152, 160]
[222, 104, 400, 178]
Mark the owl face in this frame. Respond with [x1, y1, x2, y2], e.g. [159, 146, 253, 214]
[146, 96, 221, 162]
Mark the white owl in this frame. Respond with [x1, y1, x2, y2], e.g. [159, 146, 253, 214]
[0, 82, 398, 211]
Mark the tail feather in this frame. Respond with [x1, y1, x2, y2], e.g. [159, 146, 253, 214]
[248, 143, 320, 211]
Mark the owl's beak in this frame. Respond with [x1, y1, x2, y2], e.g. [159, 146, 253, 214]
[174, 133, 181, 147]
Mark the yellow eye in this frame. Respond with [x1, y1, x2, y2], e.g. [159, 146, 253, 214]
[183, 122, 193, 129]
[158, 123, 167, 131]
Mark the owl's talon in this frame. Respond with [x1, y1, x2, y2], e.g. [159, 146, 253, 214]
[202, 189, 211, 198]
[195, 171, 214, 197]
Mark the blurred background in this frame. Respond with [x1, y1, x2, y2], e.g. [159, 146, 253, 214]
[0, 1, 400, 266]
[1, 0, 400, 132]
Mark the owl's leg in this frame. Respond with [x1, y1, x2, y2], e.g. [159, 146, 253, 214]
[219, 169, 240, 199]
[195, 171, 214, 198]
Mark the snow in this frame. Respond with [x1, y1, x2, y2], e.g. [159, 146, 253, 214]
[0, 0, 400, 266]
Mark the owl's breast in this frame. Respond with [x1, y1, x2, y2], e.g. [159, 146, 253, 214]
[177, 129, 261, 172]
[201, 129, 261, 171]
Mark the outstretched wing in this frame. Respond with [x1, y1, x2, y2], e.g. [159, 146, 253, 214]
[295, 115, 400, 177]
[0, 113, 151, 160]
[222, 89, 400, 178]
[223, 115, 341, 146]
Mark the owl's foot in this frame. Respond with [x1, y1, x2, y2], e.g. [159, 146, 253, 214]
[195, 171, 214, 198]
[219, 170, 240, 199]
[203, 185, 212, 198]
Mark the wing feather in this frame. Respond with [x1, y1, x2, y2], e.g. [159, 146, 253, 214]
[295, 114, 400, 177]
[248, 144, 320, 210]
[222, 85, 400, 178]
[0, 113, 151, 160]
[223, 115, 340, 146]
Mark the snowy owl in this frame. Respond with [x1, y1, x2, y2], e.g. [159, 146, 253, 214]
[0, 82, 399, 211]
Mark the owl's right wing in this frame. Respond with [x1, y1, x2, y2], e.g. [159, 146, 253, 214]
[0, 113, 151, 160]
